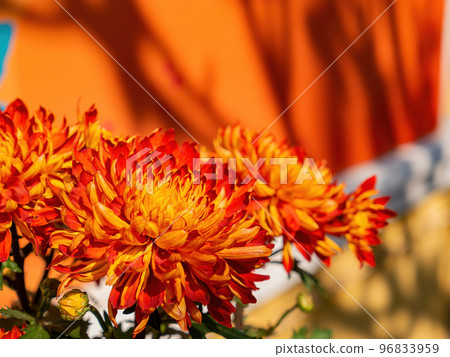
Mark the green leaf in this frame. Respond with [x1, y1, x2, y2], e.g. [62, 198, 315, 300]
[47, 318, 91, 339]
[189, 323, 208, 339]
[112, 324, 135, 339]
[0, 258, 22, 290]
[200, 314, 255, 339]
[309, 328, 332, 339]
[20, 324, 50, 339]
[292, 326, 308, 339]
[67, 326, 82, 339]
[67, 325, 91, 339]
[292, 326, 332, 339]
[3, 258, 22, 273]
[0, 308, 36, 324]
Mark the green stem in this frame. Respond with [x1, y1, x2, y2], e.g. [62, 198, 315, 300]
[10, 222, 30, 312]
[270, 248, 282, 257]
[22, 243, 34, 257]
[32, 250, 54, 307]
[90, 306, 109, 335]
[292, 263, 307, 276]
[234, 303, 244, 330]
[2, 275, 14, 287]
[265, 303, 297, 336]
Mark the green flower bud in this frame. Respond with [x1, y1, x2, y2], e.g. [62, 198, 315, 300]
[297, 292, 314, 313]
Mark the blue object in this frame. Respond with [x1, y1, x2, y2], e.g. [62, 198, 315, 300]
[0, 22, 13, 110]
[0, 23, 13, 78]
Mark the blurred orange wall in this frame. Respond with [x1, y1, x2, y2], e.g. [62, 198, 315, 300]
[0, 0, 444, 171]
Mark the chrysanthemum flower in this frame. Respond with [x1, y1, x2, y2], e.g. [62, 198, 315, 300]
[74, 105, 115, 150]
[28, 104, 117, 254]
[0, 99, 78, 261]
[0, 325, 24, 339]
[50, 130, 272, 335]
[211, 125, 395, 271]
[340, 176, 396, 266]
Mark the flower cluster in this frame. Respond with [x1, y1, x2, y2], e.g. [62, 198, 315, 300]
[211, 125, 396, 271]
[0, 100, 396, 339]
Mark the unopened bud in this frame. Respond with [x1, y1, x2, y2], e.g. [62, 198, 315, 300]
[297, 292, 314, 313]
[58, 289, 90, 321]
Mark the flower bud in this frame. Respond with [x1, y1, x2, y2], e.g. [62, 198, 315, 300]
[297, 292, 314, 313]
[58, 289, 90, 321]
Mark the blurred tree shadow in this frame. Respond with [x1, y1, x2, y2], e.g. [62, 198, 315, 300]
[0, 0, 443, 170]
[0, 0, 228, 142]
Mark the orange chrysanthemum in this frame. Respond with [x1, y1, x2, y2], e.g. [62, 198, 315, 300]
[211, 125, 395, 271]
[0, 99, 78, 261]
[339, 176, 396, 267]
[50, 129, 272, 335]
[75, 104, 115, 150]
[27, 104, 116, 251]
[0, 325, 25, 339]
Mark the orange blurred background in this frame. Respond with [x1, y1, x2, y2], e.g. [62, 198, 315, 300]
[0, 0, 444, 171]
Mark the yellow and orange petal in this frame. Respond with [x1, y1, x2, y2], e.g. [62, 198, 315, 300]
[211, 125, 395, 271]
[0, 99, 80, 260]
[0, 99, 114, 261]
[341, 176, 396, 266]
[50, 130, 272, 335]
[74, 104, 118, 150]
